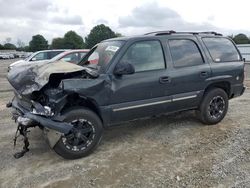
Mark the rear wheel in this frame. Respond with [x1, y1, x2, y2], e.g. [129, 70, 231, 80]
[54, 107, 103, 159]
[196, 88, 228, 125]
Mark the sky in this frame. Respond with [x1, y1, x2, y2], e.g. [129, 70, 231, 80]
[0, 0, 250, 45]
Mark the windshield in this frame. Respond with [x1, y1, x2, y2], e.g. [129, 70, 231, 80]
[80, 40, 125, 71]
[25, 53, 34, 61]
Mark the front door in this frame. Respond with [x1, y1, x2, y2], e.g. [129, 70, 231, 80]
[108, 40, 172, 124]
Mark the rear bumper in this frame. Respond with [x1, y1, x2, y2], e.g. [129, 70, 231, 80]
[230, 84, 246, 98]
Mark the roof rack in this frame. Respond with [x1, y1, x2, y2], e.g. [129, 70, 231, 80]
[144, 31, 222, 36]
[144, 30, 176, 35]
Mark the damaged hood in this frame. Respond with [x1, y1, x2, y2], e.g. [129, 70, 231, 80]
[7, 61, 91, 95]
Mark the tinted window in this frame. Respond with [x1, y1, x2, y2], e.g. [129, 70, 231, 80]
[202, 37, 241, 62]
[169, 39, 204, 68]
[120, 40, 165, 72]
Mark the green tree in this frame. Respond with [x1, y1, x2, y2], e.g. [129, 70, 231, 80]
[85, 24, 117, 48]
[233, 34, 250, 44]
[29, 34, 48, 52]
[0, 43, 3, 49]
[51, 37, 65, 49]
[5, 37, 11, 44]
[63, 31, 85, 49]
[3, 43, 16, 49]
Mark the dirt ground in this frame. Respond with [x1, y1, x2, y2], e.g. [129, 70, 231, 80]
[0, 59, 250, 188]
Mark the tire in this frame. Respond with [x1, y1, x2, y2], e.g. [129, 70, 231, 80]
[196, 88, 228, 125]
[54, 107, 103, 159]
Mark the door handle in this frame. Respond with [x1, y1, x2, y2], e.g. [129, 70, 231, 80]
[200, 71, 208, 77]
[159, 76, 171, 84]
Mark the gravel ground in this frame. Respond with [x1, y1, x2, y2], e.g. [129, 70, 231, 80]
[0, 59, 250, 188]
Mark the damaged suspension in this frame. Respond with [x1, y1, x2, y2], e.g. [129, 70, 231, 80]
[13, 116, 36, 159]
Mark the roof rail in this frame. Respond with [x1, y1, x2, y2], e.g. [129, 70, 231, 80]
[144, 31, 222, 36]
[144, 30, 176, 35]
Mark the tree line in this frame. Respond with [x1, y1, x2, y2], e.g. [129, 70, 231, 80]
[0, 24, 121, 52]
[1, 25, 250, 52]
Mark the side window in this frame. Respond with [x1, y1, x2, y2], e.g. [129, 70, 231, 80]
[32, 52, 47, 61]
[169, 39, 204, 68]
[61, 53, 79, 64]
[120, 40, 165, 72]
[202, 37, 241, 62]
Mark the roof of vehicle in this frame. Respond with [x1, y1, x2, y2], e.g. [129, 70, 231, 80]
[105, 31, 224, 42]
[62, 49, 89, 53]
[33, 49, 68, 52]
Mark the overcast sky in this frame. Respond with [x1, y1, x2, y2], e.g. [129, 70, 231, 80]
[0, 0, 249, 45]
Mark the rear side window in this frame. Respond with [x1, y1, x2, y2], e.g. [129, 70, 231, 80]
[202, 37, 241, 62]
[169, 39, 204, 68]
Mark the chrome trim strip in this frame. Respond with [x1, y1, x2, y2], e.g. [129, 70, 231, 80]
[113, 94, 198, 112]
[113, 99, 172, 112]
[172, 95, 197, 102]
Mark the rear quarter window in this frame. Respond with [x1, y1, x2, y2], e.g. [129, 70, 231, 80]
[202, 37, 241, 62]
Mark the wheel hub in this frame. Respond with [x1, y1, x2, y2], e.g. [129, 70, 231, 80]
[208, 96, 225, 119]
[62, 119, 95, 151]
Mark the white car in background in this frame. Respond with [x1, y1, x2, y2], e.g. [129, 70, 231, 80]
[9, 49, 66, 69]
[0, 53, 9, 59]
[8, 49, 89, 71]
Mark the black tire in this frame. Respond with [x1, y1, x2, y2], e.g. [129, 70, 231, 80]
[54, 107, 103, 159]
[196, 88, 228, 125]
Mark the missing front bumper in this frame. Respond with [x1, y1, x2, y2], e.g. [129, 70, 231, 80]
[8, 98, 72, 134]
[7, 98, 74, 158]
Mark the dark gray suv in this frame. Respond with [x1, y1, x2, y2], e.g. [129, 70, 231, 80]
[7, 31, 245, 159]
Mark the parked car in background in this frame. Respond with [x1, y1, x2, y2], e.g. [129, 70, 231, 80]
[8, 49, 89, 71]
[237, 44, 250, 62]
[8, 54, 15, 59]
[0, 53, 11, 59]
[49, 49, 89, 64]
[9, 49, 66, 68]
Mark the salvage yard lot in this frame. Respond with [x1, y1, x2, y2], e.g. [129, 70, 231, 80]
[0, 59, 250, 188]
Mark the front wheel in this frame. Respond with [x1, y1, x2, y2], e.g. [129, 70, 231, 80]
[196, 88, 228, 125]
[54, 107, 103, 159]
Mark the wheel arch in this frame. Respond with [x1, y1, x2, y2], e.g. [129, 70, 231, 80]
[204, 81, 231, 98]
[60, 93, 103, 123]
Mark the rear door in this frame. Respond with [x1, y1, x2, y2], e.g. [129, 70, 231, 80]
[166, 36, 211, 110]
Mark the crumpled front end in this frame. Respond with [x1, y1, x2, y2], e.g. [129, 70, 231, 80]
[6, 61, 102, 158]
[9, 93, 72, 134]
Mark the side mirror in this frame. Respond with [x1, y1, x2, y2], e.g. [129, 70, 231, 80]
[31, 57, 36, 61]
[114, 61, 135, 76]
